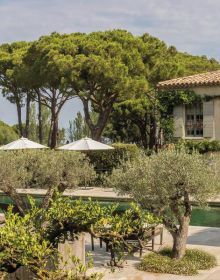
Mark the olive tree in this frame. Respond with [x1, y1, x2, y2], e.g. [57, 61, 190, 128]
[0, 150, 96, 215]
[0, 195, 158, 277]
[0, 203, 103, 279]
[0, 206, 54, 275]
[0, 150, 159, 275]
[108, 148, 220, 259]
[0, 150, 98, 276]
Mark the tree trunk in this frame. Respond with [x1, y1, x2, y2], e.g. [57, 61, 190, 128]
[40, 186, 56, 210]
[50, 114, 58, 149]
[149, 115, 156, 150]
[83, 108, 111, 141]
[37, 91, 43, 144]
[24, 94, 31, 138]
[16, 100, 23, 137]
[139, 123, 148, 149]
[82, 97, 115, 141]
[5, 187, 26, 216]
[49, 90, 59, 149]
[171, 216, 190, 259]
[48, 121, 52, 147]
[91, 127, 103, 141]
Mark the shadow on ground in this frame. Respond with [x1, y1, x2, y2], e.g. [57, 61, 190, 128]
[187, 227, 220, 247]
[85, 234, 162, 268]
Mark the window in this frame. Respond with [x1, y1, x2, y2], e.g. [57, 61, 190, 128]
[185, 103, 203, 137]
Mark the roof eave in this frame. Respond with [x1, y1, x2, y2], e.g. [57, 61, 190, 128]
[157, 82, 220, 91]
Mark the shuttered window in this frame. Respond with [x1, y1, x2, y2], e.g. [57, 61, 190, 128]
[173, 105, 184, 137]
[203, 100, 214, 138]
[185, 103, 203, 137]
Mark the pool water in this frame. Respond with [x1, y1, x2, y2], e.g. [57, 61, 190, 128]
[0, 194, 220, 227]
[191, 207, 220, 227]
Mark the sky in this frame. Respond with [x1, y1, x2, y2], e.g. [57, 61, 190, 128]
[0, 0, 220, 128]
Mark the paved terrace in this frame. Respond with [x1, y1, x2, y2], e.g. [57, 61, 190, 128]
[87, 226, 220, 280]
[0, 187, 131, 202]
[1, 187, 220, 206]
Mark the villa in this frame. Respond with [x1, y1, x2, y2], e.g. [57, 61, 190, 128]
[158, 70, 220, 140]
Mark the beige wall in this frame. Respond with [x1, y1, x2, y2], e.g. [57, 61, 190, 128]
[173, 105, 185, 138]
[193, 86, 220, 96]
[203, 99, 214, 139]
[214, 98, 220, 141]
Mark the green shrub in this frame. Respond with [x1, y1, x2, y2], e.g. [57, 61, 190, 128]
[176, 139, 220, 154]
[0, 120, 18, 145]
[139, 248, 217, 276]
[87, 143, 140, 174]
[0, 150, 96, 192]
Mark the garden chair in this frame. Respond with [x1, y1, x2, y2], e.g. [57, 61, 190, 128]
[90, 225, 163, 256]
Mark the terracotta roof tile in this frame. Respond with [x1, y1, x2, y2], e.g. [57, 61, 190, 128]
[157, 70, 220, 90]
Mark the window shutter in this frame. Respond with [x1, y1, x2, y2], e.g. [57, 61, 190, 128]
[173, 105, 184, 137]
[203, 100, 214, 138]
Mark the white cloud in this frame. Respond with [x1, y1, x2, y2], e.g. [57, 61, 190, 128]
[0, 0, 219, 59]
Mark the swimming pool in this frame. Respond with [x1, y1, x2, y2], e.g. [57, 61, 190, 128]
[0, 194, 220, 227]
[191, 207, 220, 227]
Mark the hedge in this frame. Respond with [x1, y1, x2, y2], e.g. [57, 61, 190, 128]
[87, 143, 140, 174]
[176, 139, 220, 154]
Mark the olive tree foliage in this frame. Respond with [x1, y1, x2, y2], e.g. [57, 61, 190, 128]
[0, 203, 102, 279]
[0, 207, 54, 276]
[108, 148, 220, 260]
[0, 195, 158, 278]
[0, 150, 96, 215]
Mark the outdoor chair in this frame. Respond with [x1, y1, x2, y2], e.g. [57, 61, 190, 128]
[90, 225, 163, 256]
[123, 226, 163, 256]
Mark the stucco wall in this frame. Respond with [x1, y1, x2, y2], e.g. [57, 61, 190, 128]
[214, 98, 220, 141]
[173, 105, 185, 138]
[193, 86, 220, 97]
